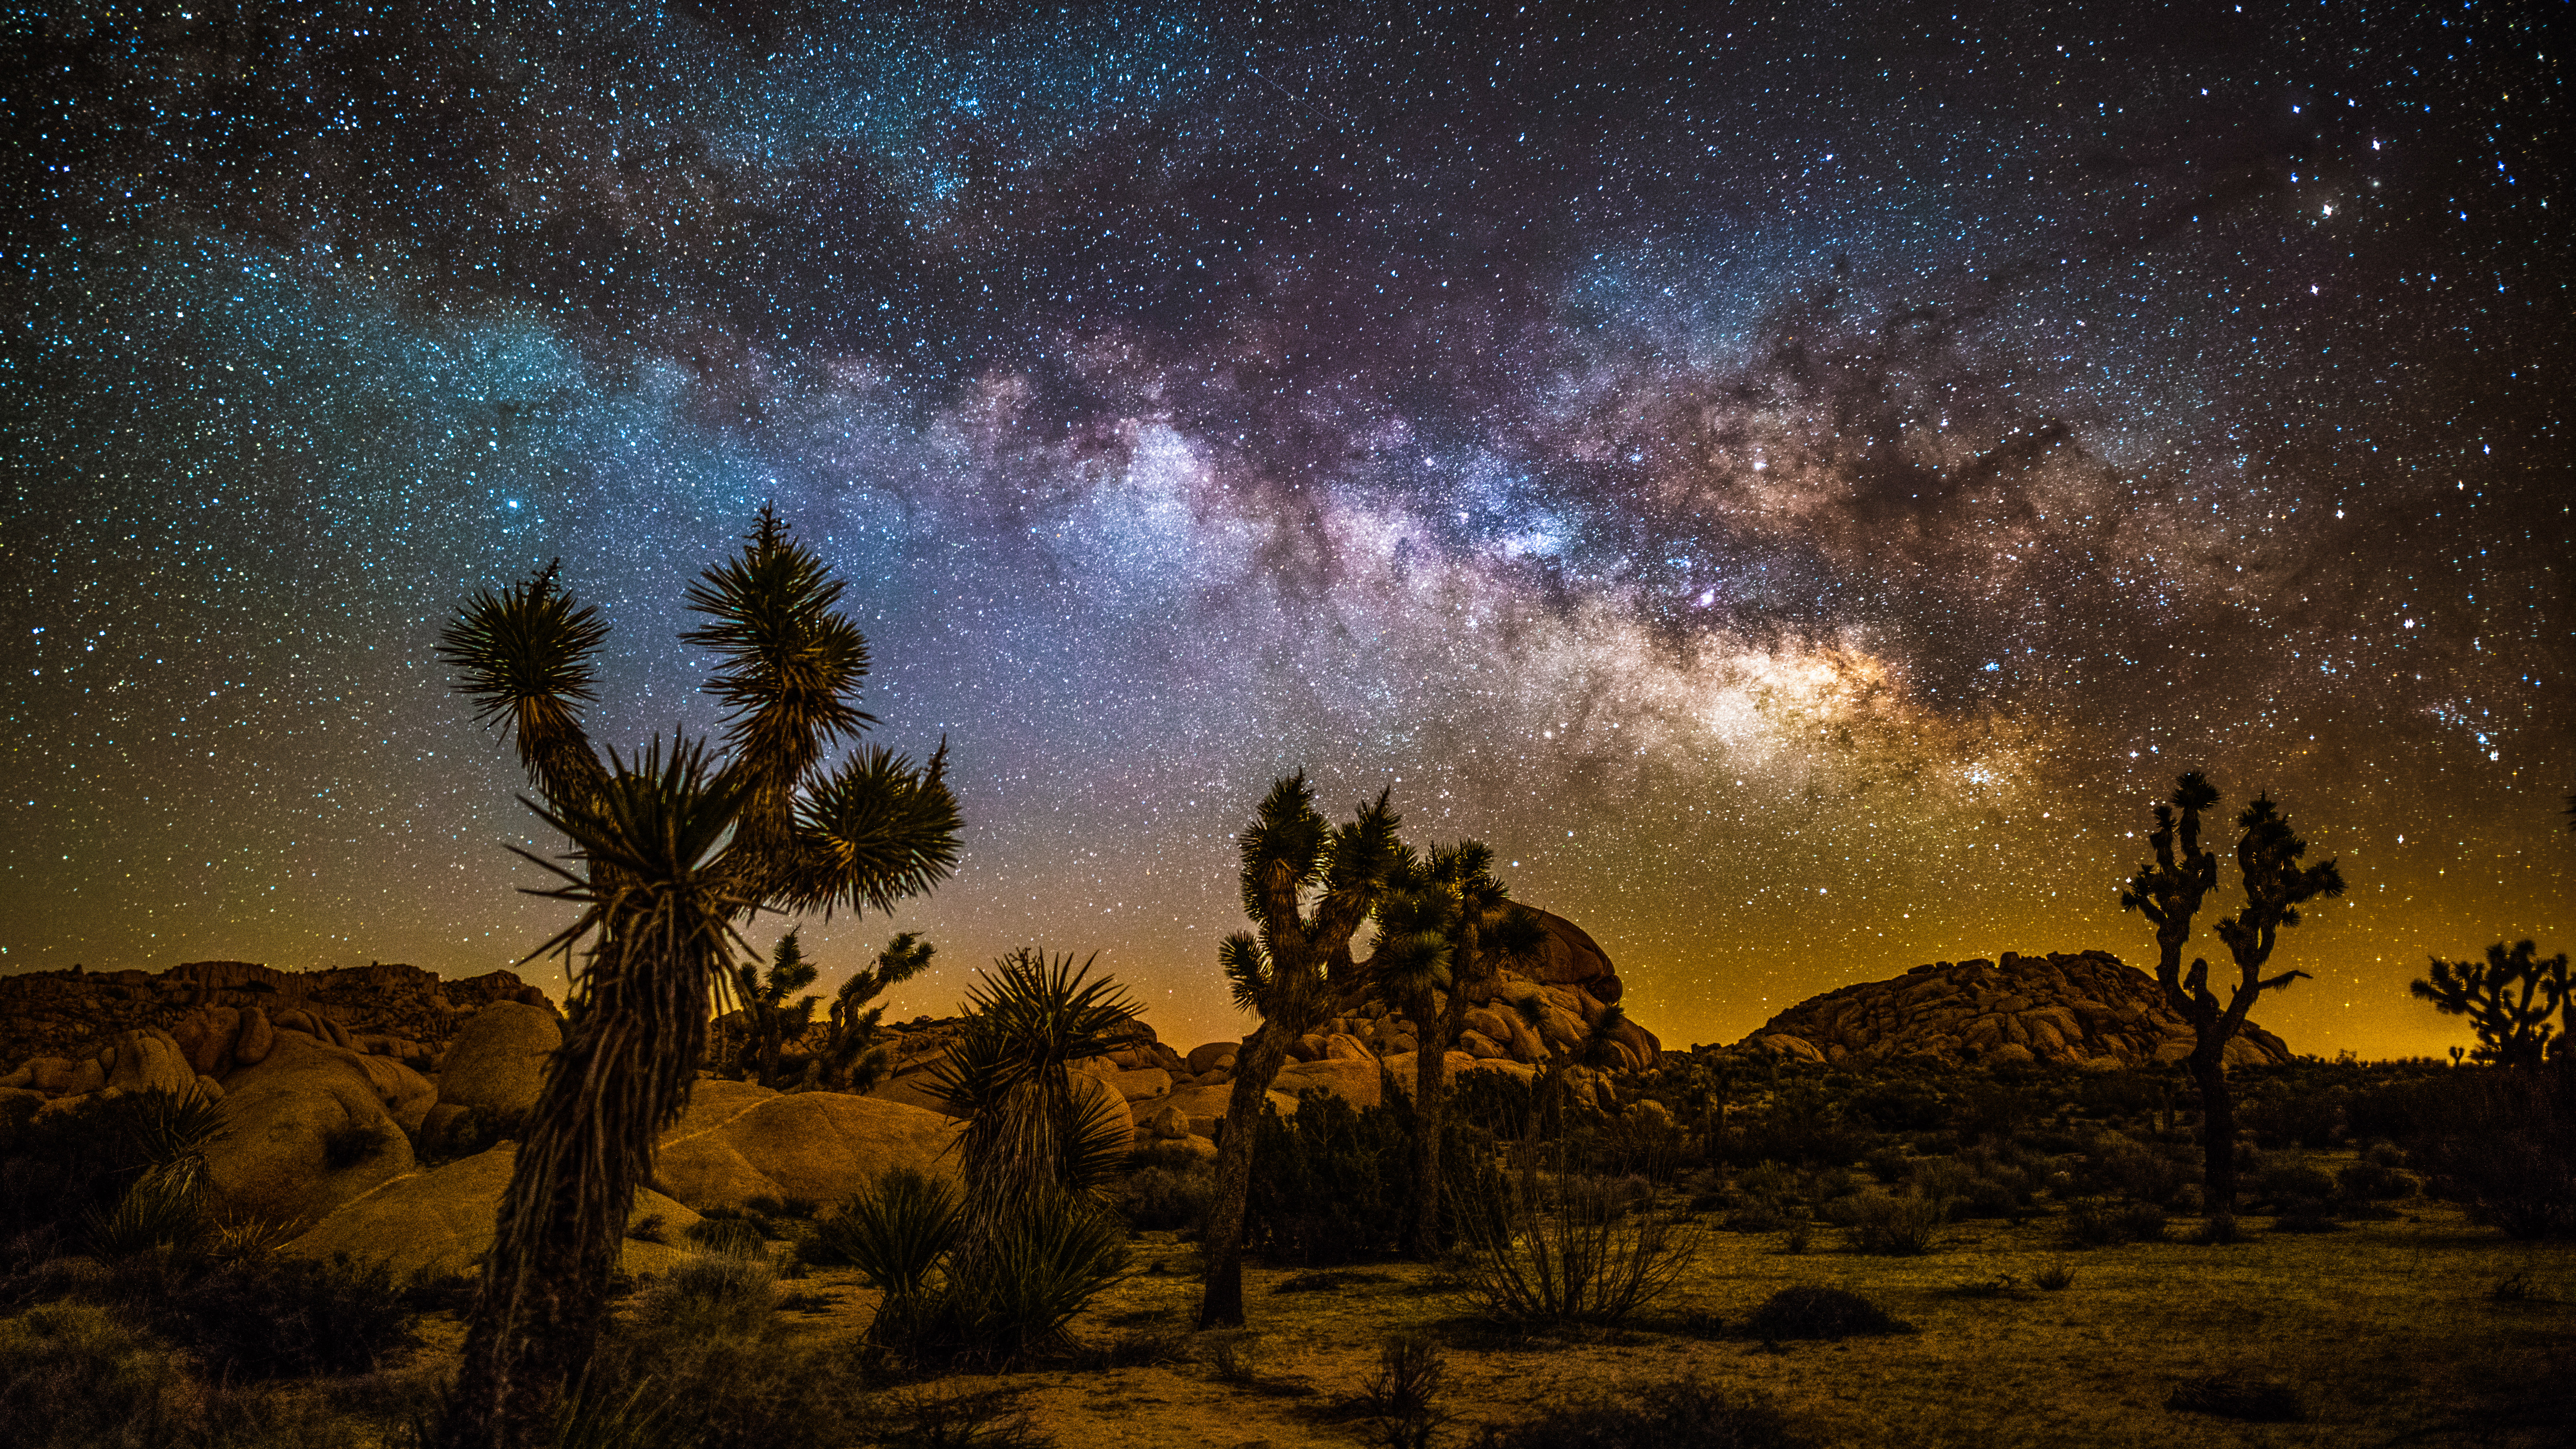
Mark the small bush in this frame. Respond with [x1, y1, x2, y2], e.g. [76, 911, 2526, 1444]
[579, 1295, 883, 1449]
[1453, 1150, 1694, 1327]
[2337, 1159, 2414, 1202]
[1744, 1285, 1912, 1342]
[113, 1250, 417, 1379]
[2190, 1213, 2246, 1245]
[1721, 1203, 1786, 1234]
[819, 1169, 960, 1300]
[1247, 1090, 1416, 1265]
[2166, 1371, 2305, 1422]
[1357, 1335, 1448, 1449]
[1780, 1221, 1814, 1255]
[0, 1303, 196, 1449]
[1117, 1164, 1214, 1233]
[2064, 1198, 2164, 1247]
[2491, 1270, 2553, 1303]
[398, 1263, 480, 1315]
[1473, 1379, 1808, 1449]
[83, 1170, 213, 1260]
[2034, 1263, 2077, 1291]
[685, 1217, 766, 1257]
[642, 1251, 777, 1335]
[626, 1213, 667, 1245]
[864, 1390, 1053, 1448]
[1837, 1193, 1943, 1255]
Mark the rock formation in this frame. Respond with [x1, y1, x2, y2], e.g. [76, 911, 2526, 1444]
[1734, 950, 2294, 1070]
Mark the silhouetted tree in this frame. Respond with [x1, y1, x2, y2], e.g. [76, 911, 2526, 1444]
[817, 932, 937, 1091]
[1199, 775, 1405, 1329]
[2413, 942, 2570, 1068]
[432, 509, 961, 1449]
[1369, 843, 1545, 1258]
[2121, 774, 2344, 1212]
[734, 930, 820, 1087]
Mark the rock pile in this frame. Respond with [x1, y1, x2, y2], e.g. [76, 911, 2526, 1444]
[0, 959, 551, 1081]
[1735, 950, 2294, 1070]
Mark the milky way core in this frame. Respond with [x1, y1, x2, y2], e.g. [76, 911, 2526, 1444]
[6, 3, 2567, 1059]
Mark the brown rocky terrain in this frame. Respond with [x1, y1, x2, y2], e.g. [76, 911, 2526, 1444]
[1735, 949, 2294, 1069]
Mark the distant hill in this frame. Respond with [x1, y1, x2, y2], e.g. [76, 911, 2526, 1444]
[1734, 950, 2293, 1070]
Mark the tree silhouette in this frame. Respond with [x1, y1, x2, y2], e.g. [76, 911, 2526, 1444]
[1370, 841, 1544, 1258]
[817, 932, 937, 1091]
[1199, 774, 1406, 1329]
[2412, 941, 2570, 1068]
[2121, 774, 2343, 1212]
[734, 930, 819, 1087]
[432, 508, 961, 1449]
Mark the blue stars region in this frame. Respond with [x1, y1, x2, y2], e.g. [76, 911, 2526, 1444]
[3, 1, 2565, 1059]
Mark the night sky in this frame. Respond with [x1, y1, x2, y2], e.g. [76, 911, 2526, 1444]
[6, 2, 2566, 1061]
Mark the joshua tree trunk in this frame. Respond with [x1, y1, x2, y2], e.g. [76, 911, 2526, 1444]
[2190, 1040, 2237, 1213]
[1402, 983, 1460, 1259]
[1200, 1022, 1295, 1328]
[442, 940, 704, 1449]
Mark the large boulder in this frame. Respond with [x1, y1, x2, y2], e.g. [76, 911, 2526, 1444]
[1272, 1057, 1387, 1111]
[435, 1002, 561, 1116]
[1184, 1041, 1241, 1075]
[1161, 1082, 1298, 1139]
[653, 1081, 962, 1211]
[204, 1031, 417, 1227]
[282, 1144, 703, 1280]
[103, 1029, 202, 1099]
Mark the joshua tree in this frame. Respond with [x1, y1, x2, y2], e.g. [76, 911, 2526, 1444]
[734, 930, 820, 1087]
[2121, 775, 2343, 1212]
[1200, 774, 1406, 1329]
[432, 508, 961, 1449]
[1369, 842, 1545, 1259]
[816, 932, 937, 1091]
[2412, 941, 2570, 1068]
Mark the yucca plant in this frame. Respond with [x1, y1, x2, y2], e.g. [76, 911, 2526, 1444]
[887, 948, 1139, 1367]
[1199, 775, 1408, 1329]
[434, 508, 962, 1449]
[822, 1168, 961, 1308]
[818, 933, 938, 1092]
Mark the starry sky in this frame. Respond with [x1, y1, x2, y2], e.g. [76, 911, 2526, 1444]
[5, 1, 2567, 1061]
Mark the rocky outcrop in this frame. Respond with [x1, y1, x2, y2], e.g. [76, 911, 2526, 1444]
[1734, 950, 2295, 1070]
[204, 1032, 422, 1227]
[434, 1002, 560, 1117]
[0, 960, 552, 1086]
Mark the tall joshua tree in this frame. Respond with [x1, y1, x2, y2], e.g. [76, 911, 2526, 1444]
[735, 930, 820, 1087]
[817, 932, 938, 1091]
[1199, 774, 1405, 1329]
[2120, 775, 2343, 1212]
[1370, 842, 1545, 1259]
[2412, 942, 2568, 1068]
[433, 508, 962, 1449]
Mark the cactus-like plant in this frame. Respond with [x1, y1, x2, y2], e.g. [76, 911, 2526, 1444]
[2413, 941, 2570, 1068]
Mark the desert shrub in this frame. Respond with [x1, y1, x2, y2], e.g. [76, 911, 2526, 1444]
[0, 1088, 226, 1253]
[1577, 1105, 1694, 1182]
[83, 1169, 215, 1260]
[1847, 1076, 1947, 1134]
[2396, 1061, 2576, 1239]
[577, 1291, 880, 1449]
[744, 1194, 818, 1221]
[2336, 1158, 2414, 1203]
[1949, 1079, 2046, 1144]
[397, 1263, 480, 1315]
[2189, 1213, 2245, 1245]
[822, 1169, 962, 1302]
[1721, 1202, 1785, 1234]
[0, 1302, 198, 1449]
[625, 1213, 667, 1245]
[2166, 1371, 2305, 1422]
[642, 1251, 778, 1335]
[697, 1202, 782, 1239]
[2064, 1198, 2165, 1247]
[1474, 1379, 1807, 1449]
[1453, 1148, 1693, 1326]
[1117, 1164, 1214, 1233]
[2034, 1262, 2077, 1291]
[685, 1217, 766, 1258]
[892, 1204, 1129, 1369]
[1357, 1334, 1448, 1449]
[1835, 1193, 1944, 1255]
[1248, 1090, 1414, 1265]
[109, 1250, 416, 1379]
[2071, 1134, 2191, 1207]
[1744, 1285, 1911, 1341]
[1780, 1221, 1814, 1254]
[1715, 1085, 1873, 1166]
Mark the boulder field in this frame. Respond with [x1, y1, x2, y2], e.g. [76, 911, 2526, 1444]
[1733, 949, 2295, 1069]
[1, 909, 1665, 1263]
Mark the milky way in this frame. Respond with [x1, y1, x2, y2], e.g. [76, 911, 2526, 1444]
[6, 2, 2567, 1057]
